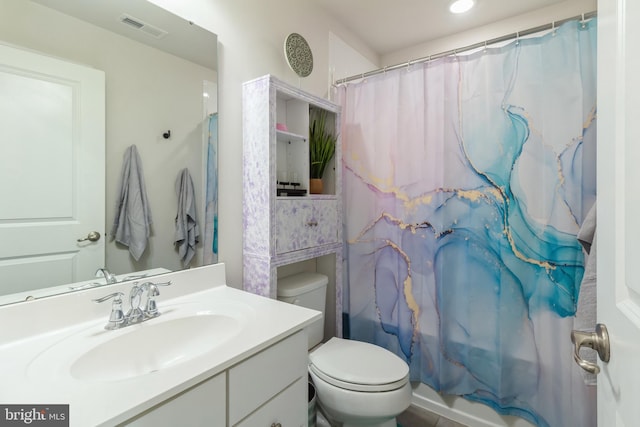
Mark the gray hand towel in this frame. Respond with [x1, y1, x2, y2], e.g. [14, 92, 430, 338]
[175, 168, 199, 267]
[110, 145, 153, 261]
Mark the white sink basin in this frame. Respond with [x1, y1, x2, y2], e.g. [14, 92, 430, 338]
[71, 314, 240, 381]
[27, 300, 255, 382]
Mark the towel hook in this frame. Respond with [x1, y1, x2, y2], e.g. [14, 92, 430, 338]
[163, 130, 171, 139]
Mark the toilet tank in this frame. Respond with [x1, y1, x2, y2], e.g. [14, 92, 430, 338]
[277, 272, 328, 349]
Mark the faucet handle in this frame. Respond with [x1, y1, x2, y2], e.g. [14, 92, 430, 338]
[141, 281, 171, 318]
[93, 291, 124, 303]
[93, 292, 125, 330]
[140, 281, 172, 297]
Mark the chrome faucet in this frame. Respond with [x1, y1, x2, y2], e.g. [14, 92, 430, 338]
[96, 268, 118, 284]
[68, 268, 118, 290]
[94, 281, 171, 330]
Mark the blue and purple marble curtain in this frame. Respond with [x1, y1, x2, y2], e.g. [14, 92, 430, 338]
[338, 19, 596, 427]
[204, 113, 218, 265]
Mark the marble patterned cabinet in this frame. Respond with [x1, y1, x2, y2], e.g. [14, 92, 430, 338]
[243, 74, 343, 337]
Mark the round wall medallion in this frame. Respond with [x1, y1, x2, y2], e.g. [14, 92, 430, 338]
[284, 33, 313, 78]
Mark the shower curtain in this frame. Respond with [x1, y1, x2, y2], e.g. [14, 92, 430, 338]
[203, 113, 218, 265]
[338, 19, 596, 427]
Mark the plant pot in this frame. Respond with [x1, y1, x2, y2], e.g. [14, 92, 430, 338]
[309, 178, 323, 194]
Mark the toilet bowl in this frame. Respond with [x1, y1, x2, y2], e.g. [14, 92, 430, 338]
[277, 273, 412, 427]
[309, 337, 411, 427]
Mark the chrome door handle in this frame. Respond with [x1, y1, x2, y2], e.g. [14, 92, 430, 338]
[77, 231, 101, 242]
[571, 323, 610, 374]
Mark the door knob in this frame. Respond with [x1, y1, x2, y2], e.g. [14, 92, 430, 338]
[77, 231, 101, 242]
[571, 323, 610, 374]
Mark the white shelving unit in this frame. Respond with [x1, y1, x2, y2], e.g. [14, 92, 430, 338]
[242, 74, 343, 338]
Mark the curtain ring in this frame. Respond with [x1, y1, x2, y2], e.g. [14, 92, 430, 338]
[406, 60, 412, 72]
[515, 31, 520, 46]
[551, 21, 556, 36]
[581, 13, 587, 28]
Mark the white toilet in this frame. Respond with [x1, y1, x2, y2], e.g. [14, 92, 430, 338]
[277, 272, 412, 427]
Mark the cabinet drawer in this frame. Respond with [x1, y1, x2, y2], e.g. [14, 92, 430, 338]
[276, 199, 338, 254]
[124, 373, 226, 426]
[229, 331, 307, 425]
[235, 377, 306, 427]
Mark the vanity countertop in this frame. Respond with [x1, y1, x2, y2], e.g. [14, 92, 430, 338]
[0, 263, 321, 426]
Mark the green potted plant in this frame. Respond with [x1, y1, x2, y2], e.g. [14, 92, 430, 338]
[309, 109, 337, 194]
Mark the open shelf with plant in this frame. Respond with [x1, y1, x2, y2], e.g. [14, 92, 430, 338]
[309, 107, 337, 195]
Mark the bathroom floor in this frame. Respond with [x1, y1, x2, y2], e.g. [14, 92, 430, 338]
[314, 404, 466, 427]
[397, 405, 468, 427]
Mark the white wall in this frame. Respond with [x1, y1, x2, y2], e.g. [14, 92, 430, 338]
[383, 0, 596, 67]
[329, 31, 379, 90]
[146, 0, 378, 288]
[0, 0, 216, 275]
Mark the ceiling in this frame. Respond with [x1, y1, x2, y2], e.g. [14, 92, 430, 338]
[31, 0, 217, 70]
[313, 0, 566, 55]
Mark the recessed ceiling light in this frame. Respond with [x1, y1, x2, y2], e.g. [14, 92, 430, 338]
[449, 0, 476, 14]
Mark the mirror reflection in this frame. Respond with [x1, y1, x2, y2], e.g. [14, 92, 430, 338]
[0, 0, 218, 305]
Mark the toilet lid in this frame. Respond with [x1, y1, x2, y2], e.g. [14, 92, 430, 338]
[309, 337, 409, 392]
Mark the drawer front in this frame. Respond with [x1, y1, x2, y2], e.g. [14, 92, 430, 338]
[229, 331, 307, 425]
[125, 373, 226, 426]
[276, 199, 338, 254]
[235, 377, 306, 427]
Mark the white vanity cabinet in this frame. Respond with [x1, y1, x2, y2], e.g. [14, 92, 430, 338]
[242, 74, 343, 338]
[123, 331, 307, 427]
[0, 264, 320, 427]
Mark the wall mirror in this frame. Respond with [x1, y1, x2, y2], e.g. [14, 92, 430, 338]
[0, 0, 218, 305]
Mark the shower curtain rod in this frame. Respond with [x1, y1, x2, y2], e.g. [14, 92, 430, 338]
[334, 10, 597, 85]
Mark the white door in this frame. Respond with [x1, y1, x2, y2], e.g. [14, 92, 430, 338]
[0, 43, 105, 297]
[595, 0, 640, 424]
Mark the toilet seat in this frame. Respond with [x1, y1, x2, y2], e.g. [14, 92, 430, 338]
[309, 337, 409, 392]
